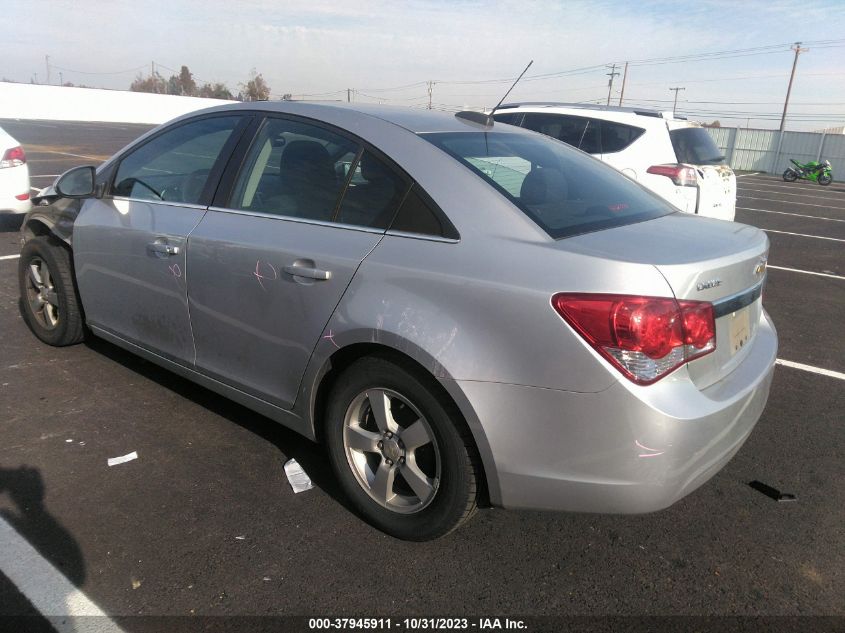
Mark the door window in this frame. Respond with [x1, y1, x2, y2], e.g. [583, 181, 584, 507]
[334, 150, 409, 228]
[229, 118, 359, 223]
[521, 113, 602, 154]
[600, 121, 645, 154]
[112, 116, 241, 204]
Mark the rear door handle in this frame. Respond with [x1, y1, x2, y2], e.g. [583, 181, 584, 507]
[147, 241, 180, 256]
[283, 264, 331, 280]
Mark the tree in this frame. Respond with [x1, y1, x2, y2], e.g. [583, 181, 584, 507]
[177, 65, 197, 96]
[281, 93, 292, 101]
[240, 69, 271, 101]
[198, 82, 235, 100]
[703, 120, 721, 128]
[130, 72, 166, 94]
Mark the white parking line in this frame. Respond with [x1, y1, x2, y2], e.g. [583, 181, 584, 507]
[737, 185, 843, 200]
[768, 265, 845, 280]
[0, 254, 21, 261]
[0, 517, 125, 632]
[762, 229, 845, 243]
[776, 359, 845, 381]
[735, 172, 760, 178]
[737, 196, 845, 210]
[30, 174, 61, 178]
[737, 207, 845, 223]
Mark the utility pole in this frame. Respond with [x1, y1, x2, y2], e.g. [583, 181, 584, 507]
[347, 88, 351, 103]
[45, 55, 50, 85]
[605, 64, 619, 106]
[669, 86, 685, 114]
[151, 61, 157, 93]
[617, 62, 628, 107]
[59, 72, 63, 86]
[779, 42, 808, 132]
[427, 80, 435, 110]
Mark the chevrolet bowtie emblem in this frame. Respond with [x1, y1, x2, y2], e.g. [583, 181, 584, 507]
[754, 260, 767, 276]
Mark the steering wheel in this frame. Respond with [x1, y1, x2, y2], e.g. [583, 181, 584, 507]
[119, 177, 163, 200]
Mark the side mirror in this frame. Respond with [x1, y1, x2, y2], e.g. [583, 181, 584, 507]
[55, 166, 96, 199]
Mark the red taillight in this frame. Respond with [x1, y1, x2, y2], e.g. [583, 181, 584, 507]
[646, 164, 697, 187]
[552, 293, 716, 385]
[0, 146, 26, 169]
[15, 193, 30, 200]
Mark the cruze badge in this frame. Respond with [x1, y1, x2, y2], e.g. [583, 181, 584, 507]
[754, 260, 767, 276]
[696, 279, 722, 291]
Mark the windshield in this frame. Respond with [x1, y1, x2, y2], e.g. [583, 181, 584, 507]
[670, 127, 725, 165]
[422, 131, 675, 239]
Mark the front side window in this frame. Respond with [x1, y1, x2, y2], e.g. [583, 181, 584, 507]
[230, 118, 360, 223]
[113, 116, 240, 204]
[423, 131, 674, 239]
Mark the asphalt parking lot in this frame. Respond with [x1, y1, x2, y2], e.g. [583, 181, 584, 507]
[0, 120, 843, 629]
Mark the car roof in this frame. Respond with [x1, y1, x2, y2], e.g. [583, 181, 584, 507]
[194, 100, 513, 135]
[497, 102, 689, 122]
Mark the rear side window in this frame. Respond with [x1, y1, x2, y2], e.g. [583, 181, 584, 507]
[423, 131, 674, 240]
[229, 118, 359, 222]
[389, 184, 458, 239]
[113, 116, 241, 204]
[521, 114, 590, 150]
[670, 127, 725, 165]
[335, 150, 409, 229]
[600, 121, 645, 153]
[492, 113, 523, 126]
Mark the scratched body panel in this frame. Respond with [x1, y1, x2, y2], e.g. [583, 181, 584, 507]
[73, 196, 203, 364]
[186, 210, 382, 409]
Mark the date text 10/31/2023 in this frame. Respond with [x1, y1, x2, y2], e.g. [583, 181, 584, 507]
[308, 618, 528, 630]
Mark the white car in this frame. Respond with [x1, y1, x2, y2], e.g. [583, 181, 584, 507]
[493, 103, 736, 221]
[0, 126, 32, 215]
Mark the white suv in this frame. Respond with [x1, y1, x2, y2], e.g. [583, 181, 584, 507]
[0, 126, 32, 216]
[493, 103, 736, 221]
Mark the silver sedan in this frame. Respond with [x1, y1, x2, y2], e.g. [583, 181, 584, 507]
[18, 102, 777, 540]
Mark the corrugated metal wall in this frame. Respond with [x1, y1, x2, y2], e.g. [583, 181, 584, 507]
[706, 127, 845, 176]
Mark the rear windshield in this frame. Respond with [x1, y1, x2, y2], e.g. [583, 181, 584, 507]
[670, 127, 725, 165]
[422, 131, 675, 239]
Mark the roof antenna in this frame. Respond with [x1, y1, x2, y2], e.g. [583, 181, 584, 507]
[455, 60, 533, 127]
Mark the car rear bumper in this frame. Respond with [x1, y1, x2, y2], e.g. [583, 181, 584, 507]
[0, 164, 32, 214]
[449, 308, 777, 513]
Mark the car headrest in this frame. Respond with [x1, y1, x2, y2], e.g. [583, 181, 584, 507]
[520, 168, 568, 205]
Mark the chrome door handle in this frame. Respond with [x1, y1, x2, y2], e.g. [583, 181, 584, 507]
[147, 242, 180, 256]
[283, 264, 331, 280]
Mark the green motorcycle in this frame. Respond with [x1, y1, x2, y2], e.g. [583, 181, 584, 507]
[783, 158, 833, 185]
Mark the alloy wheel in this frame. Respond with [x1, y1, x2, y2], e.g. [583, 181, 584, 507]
[25, 257, 59, 330]
[342, 388, 441, 514]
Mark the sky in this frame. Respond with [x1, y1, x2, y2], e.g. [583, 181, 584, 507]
[2, 0, 845, 130]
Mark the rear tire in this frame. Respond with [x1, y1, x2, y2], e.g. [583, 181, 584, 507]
[324, 356, 479, 541]
[782, 169, 798, 182]
[818, 173, 833, 186]
[18, 236, 85, 346]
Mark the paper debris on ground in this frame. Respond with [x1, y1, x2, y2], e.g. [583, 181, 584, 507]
[284, 458, 314, 494]
[107, 451, 138, 467]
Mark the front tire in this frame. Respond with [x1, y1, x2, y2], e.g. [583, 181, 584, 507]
[325, 356, 479, 540]
[782, 169, 798, 182]
[818, 173, 833, 186]
[18, 236, 85, 346]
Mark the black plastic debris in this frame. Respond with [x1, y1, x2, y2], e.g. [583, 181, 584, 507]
[748, 480, 797, 502]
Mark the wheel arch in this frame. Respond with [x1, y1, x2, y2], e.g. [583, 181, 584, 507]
[305, 340, 498, 507]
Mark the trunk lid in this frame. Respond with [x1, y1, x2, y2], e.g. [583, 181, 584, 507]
[563, 213, 769, 388]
